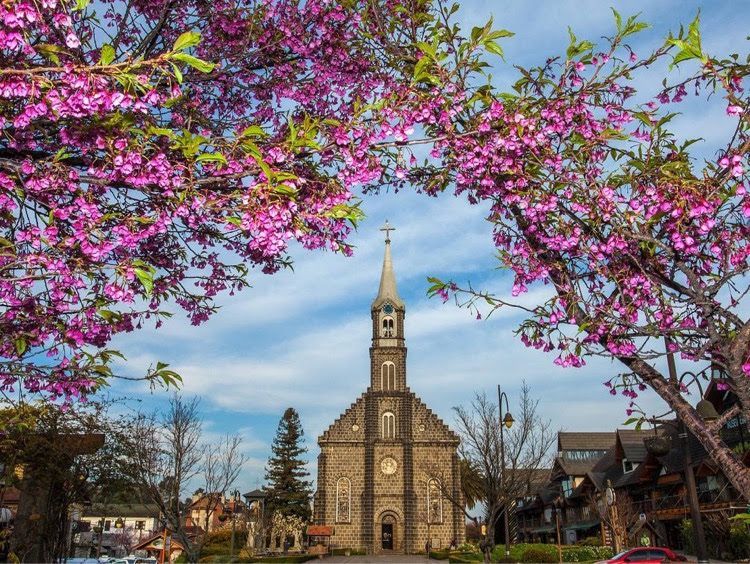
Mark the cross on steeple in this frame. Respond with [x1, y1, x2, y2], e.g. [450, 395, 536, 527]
[380, 220, 395, 243]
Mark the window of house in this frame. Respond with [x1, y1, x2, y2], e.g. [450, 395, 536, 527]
[382, 317, 395, 337]
[104, 520, 111, 531]
[562, 478, 573, 497]
[275, 536, 281, 549]
[135, 520, 145, 530]
[336, 477, 351, 523]
[622, 458, 636, 473]
[382, 412, 395, 439]
[381, 362, 396, 390]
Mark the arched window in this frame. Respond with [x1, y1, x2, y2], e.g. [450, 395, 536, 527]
[382, 412, 395, 439]
[382, 317, 395, 337]
[381, 362, 396, 390]
[427, 479, 443, 523]
[336, 477, 351, 523]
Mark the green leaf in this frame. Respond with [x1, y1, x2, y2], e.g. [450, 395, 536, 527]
[170, 62, 184, 84]
[147, 126, 176, 139]
[133, 266, 154, 296]
[196, 152, 228, 166]
[74, 0, 90, 10]
[667, 14, 704, 68]
[416, 41, 436, 58]
[100, 44, 115, 66]
[622, 417, 640, 426]
[484, 40, 505, 59]
[36, 43, 62, 65]
[240, 125, 267, 138]
[272, 184, 298, 197]
[171, 53, 215, 73]
[173, 31, 202, 52]
[14, 338, 27, 356]
[413, 56, 432, 81]
[487, 29, 514, 40]
[611, 8, 622, 33]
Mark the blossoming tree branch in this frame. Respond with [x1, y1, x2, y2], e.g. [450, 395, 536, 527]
[414, 8, 750, 498]
[0, 0, 457, 401]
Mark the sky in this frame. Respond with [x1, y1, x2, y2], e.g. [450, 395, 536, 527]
[106, 0, 750, 495]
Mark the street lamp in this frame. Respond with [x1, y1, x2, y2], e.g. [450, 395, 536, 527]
[497, 385, 514, 559]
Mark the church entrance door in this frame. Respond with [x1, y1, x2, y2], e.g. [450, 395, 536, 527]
[381, 523, 393, 550]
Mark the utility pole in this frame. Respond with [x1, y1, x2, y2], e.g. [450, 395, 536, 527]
[665, 338, 709, 564]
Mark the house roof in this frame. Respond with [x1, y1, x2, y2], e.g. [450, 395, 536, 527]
[82, 503, 160, 518]
[188, 495, 224, 510]
[556, 457, 601, 477]
[558, 432, 615, 452]
[243, 489, 265, 499]
[509, 468, 552, 497]
[616, 429, 652, 463]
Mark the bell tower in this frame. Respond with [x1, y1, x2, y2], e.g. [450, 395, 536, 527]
[370, 221, 406, 392]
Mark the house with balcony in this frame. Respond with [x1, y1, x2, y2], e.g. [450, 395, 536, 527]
[512, 379, 749, 556]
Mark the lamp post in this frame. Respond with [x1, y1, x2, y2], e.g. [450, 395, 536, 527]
[552, 497, 563, 564]
[663, 339, 717, 564]
[497, 385, 514, 559]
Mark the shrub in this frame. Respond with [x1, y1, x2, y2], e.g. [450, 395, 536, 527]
[457, 541, 480, 553]
[505, 543, 556, 561]
[576, 536, 602, 546]
[728, 523, 750, 560]
[448, 555, 481, 564]
[562, 545, 614, 561]
[521, 547, 558, 563]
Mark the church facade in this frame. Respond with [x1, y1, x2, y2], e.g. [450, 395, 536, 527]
[313, 226, 465, 554]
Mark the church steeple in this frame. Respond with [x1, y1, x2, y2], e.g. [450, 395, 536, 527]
[370, 221, 406, 392]
[372, 220, 405, 311]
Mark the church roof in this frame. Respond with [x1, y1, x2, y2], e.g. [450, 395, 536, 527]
[318, 388, 459, 445]
[372, 222, 404, 310]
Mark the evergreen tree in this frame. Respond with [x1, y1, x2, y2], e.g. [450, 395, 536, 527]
[264, 408, 313, 521]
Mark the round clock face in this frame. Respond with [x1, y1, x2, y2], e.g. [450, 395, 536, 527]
[351, 424, 360, 432]
[383, 304, 394, 314]
[381, 457, 397, 475]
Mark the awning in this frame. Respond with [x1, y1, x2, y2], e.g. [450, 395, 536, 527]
[563, 520, 600, 531]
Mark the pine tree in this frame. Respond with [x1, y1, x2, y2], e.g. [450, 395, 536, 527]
[264, 407, 313, 521]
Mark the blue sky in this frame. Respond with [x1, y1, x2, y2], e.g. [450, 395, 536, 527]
[107, 1, 750, 494]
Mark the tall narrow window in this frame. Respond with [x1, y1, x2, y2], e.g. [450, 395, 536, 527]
[336, 477, 351, 523]
[427, 479, 443, 523]
[382, 412, 395, 439]
[382, 317, 395, 337]
[381, 362, 396, 390]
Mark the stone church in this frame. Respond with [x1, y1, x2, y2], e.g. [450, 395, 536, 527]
[313, 224, 465, 554]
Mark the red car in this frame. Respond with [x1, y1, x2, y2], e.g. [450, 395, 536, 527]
[596, 547, 687, 563]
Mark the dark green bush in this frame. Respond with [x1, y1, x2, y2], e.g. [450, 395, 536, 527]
[562, 545, 614, 561]
[728, 523, 750, 560]
[521, 547, 558, 563]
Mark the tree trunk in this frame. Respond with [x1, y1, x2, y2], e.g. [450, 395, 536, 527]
[629, 357, 750, 500]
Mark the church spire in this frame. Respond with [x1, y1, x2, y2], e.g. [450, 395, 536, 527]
[372, 220, 404, 310]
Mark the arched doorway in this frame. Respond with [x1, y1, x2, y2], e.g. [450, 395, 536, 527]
[380, 513, 396, 551]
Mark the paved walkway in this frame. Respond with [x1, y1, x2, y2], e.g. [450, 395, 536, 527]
[323, 556, 443, 563]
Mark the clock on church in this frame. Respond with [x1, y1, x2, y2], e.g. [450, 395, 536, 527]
[380, 457, 397, 475]
[383, 303, 394, 314]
